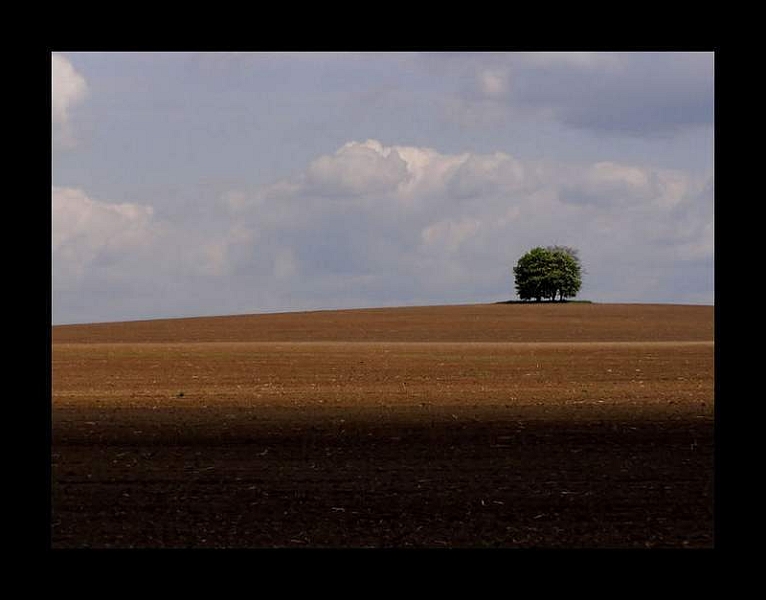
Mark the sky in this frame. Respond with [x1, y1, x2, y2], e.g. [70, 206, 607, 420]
[51, 51, 714, 325]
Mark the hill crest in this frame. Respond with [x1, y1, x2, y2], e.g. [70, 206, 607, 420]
[51, 302, 713, 344]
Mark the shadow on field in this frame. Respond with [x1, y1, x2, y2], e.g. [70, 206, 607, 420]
[51, 409, 713, 549]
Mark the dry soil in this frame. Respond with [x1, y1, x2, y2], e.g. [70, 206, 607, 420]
[51, 303, 714, 548]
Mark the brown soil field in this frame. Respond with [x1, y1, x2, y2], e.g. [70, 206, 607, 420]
[51, 303, 714, 549]
[53, 302, 713, 344]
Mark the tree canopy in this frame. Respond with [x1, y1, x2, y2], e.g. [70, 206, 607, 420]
[513, 246, 583, 302]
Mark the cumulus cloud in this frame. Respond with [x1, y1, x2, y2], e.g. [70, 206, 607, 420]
[52, 139, 714, 323]
[267, 141, 528, 209]
[52, 186, 264, 322]
[222, 140, 713, 306]
[448, 152, 526, 198]
[52, 54, 88, 146]
[560, 162, 657, 205]
[305, 140, 410, 197]
[52, 187, 156, 282]
[559, 161, 703, 211]
[420, 217, 482, 255]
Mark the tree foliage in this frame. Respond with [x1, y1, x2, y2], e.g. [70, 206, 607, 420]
[513, 246, 583, 302]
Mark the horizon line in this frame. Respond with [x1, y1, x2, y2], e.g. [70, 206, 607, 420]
[51, 299, 714, 328]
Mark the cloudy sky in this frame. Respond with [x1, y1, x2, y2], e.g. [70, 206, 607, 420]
[52, 51, 714, 324]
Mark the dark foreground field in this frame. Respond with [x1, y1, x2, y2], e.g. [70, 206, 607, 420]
[51, 303, 714, 548]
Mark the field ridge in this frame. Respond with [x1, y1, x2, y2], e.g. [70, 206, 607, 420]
[52, 302, 714, 344]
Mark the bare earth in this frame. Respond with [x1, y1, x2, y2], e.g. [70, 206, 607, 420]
[51, 303, 714, 548]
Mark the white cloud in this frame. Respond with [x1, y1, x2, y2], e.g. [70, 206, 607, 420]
[650, 169, 698, 210]
[274, 141, 528, 209]
[52, 140, 714, 322]
[52, 54, 88, 146]
[560, 161, 655, 205]
[448, 152, 526, 198]
[52, 186, 263, 322]
[230, 140, 713, 298]
[558, 161, 703, 211]
[393, 145, 469, 203]
[478, 69, 509, 97]
[52, 187, 156, 282]
[305, 139, 410, 197]
[420, 216, 481, 255]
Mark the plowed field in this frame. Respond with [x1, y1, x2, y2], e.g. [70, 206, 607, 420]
[51, 303, 714, 548]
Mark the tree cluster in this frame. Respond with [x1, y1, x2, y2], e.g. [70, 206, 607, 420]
[513, 246, 583, 302]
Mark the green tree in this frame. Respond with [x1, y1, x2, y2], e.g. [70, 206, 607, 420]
[513, 246, 582, 302]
